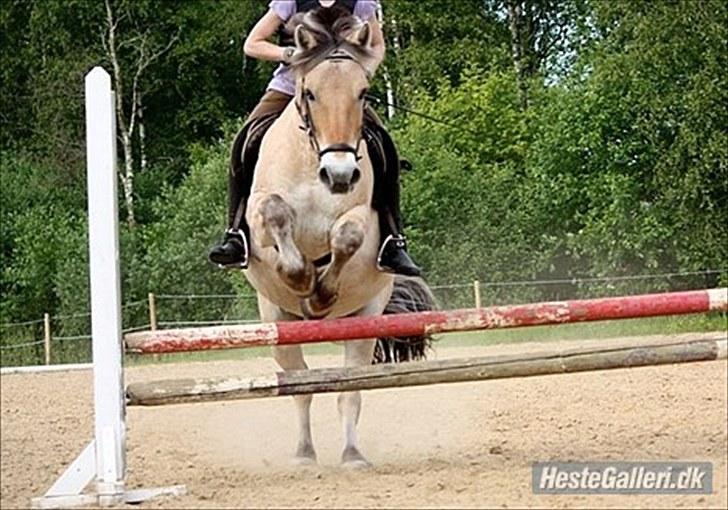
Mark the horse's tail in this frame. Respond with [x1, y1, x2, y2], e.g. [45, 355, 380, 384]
[374, 275, 436, 364]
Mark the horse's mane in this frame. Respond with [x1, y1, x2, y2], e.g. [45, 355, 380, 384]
[285, 7, 374, 75]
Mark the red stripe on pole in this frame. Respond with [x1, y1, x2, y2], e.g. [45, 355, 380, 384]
[276, 290, 716, 345]
[124, 289, 726, 354]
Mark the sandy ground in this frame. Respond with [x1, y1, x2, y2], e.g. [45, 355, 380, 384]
[1, 333, 727, 509]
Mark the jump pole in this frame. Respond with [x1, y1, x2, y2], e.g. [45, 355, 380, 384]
[31, 67, 184, 509]
[125, 288, 728, 354]
[127, 334, 727, 406]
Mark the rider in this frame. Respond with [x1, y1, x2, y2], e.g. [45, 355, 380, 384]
[209, 0, 421, 277]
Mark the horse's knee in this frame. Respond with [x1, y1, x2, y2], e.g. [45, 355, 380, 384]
[332, 220, 364, 257]
[261, 194, 294, 230]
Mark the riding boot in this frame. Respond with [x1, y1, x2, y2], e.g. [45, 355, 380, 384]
[208, 176, 250, 268]
[209, 228, 249, 268]
[363, 117, 422, 277]
[209, 128, 253, 269]
[376, 209, 421, 277]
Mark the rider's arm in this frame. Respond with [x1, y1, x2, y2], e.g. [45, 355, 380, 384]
[243, 9, 288, 62]
[244, 7, 387, 67]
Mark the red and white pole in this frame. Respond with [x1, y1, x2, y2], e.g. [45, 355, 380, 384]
[125, 288, 727, 355]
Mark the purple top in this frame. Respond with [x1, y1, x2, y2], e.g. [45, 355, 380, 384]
[267, 0, 380, 96]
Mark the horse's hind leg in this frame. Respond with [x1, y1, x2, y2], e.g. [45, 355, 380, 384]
[273, 344, 317, 465]
[259, 296, 317, 465]
[303, 205, 367, 318]
[249, 192, 315, 296]
[339, 338, 377, 468]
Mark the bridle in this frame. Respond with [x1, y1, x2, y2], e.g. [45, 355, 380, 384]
[294, 50, 369, 162]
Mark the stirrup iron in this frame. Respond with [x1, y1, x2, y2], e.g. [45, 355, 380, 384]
[218, 228, 249, 269]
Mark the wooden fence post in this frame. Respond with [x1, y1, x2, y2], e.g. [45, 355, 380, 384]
[473, 280, 481, 309]
[43, 313, 51, 365]
[148, 293, 157, 331]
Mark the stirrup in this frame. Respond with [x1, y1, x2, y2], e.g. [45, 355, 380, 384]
[219, 228, 249, 269]
[376, 234, 406, 271]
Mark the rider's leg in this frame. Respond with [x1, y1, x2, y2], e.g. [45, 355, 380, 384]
[209, 91, 293, 267]
[363, 107, 421, 277]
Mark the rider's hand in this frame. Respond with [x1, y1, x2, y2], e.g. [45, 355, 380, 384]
[281, 47, 297, 65]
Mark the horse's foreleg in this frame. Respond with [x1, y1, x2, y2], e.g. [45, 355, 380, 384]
[249, 192, 315, 296]
[302, 206, 368, 318]
[339, 338, 377, 468]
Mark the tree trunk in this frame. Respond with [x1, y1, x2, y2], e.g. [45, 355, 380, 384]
[120, 133, 136, 227]
[377, 3, 396, 119]
[138, 101, 147, 171]
[104, 0, 136, 227]
[507, 0, 530, 111]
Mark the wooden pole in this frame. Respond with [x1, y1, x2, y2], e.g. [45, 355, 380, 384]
[473, 280, 481, 309]
[43, 313, 51, 365]
[148, 293, 157, 331]
[126, 335, 727, 406]
[125, 288, 728, 355]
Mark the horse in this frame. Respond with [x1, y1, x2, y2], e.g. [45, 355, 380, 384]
[240, 10, 434, 468]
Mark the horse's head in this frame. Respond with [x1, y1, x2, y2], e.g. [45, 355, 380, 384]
[288, 9, 375, 194]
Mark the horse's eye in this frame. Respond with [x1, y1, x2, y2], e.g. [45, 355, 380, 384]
[359, 88, 369, 101]
[305, 89, 316, 102]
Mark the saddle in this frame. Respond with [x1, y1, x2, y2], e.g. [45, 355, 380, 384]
[230, 112, 281, 189]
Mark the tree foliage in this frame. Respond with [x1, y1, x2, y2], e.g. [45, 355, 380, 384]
[1, 0, 726, 358]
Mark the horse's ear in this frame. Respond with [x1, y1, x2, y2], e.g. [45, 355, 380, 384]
[294, 24, 316, 51]
[346, 22, 371, 48]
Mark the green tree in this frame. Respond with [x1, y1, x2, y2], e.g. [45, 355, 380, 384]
[527, 0, 728, 277]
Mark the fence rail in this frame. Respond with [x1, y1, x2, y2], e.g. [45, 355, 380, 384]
[1, 269, 725, 368]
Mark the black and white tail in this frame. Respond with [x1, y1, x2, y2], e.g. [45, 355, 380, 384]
[374, 275, 436, 364]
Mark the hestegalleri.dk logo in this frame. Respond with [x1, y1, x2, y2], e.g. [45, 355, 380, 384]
[532, 462, 713, 494]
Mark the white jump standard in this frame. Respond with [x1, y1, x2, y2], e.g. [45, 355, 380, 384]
[31, 68, 184, 510]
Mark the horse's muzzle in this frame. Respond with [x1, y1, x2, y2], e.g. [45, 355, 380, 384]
[319, 152, 361, 194]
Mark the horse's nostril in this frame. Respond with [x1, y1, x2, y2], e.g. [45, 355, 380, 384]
[351, 168, 361, 185]
[318, 167, 331, 186]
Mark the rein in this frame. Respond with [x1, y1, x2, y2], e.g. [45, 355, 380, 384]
[294, 50, 367, 161]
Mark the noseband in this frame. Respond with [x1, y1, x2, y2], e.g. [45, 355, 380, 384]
[295, 51, 368, 161]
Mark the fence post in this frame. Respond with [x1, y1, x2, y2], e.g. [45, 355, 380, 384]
[43, 313, 51, 365]
[473, 280, 481, 309]
[148, 292, 157, 331]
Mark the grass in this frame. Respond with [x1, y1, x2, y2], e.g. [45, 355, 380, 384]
[125, 312, 726, 367]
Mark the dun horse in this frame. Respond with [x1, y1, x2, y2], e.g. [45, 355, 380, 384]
[240, 11, 433, 467]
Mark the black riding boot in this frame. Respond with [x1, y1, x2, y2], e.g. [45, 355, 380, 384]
[209, 228, 249, 268]
[209, 124, 255, 269]
[376, 211, 421, 277]
[364, 120, 421, 277]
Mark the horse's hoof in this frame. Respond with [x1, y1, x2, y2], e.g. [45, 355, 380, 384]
[300, 297, 334, 320]
[291, 455, 317, 467]
[292, 442, 317, 466]
[301, 290, 338, 319]
[277, 258, 316, 297]
[342, 458, 372, 470]
[341, 447, 372, 469]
